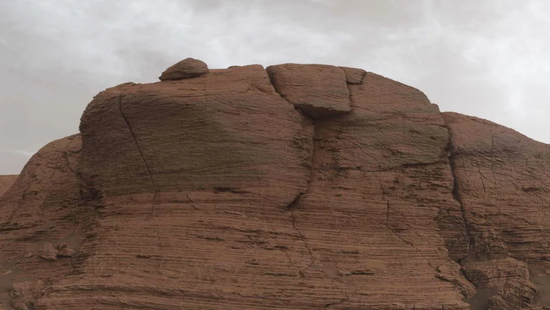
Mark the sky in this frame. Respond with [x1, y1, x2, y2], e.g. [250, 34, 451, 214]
[0, 0, 549, 174]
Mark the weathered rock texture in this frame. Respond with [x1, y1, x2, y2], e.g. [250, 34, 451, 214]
[1, 59, 549, 310]
[0, 175, 17, 197]
[443, 113, 550, 309]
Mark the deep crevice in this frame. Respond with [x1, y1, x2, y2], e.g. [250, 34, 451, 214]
[346, 82, 353, 107]
[118, 94, 158, 216]
[284, 115, 317, 263]
[213, 186, 249, 194]
[342, 68, 366, 109]
[445, 123, 479, 303]
[359, 71, 367, 84]
[268, 68, 354, 303]
[446, 130, 474, 264]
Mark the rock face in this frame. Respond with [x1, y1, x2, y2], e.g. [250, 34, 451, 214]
[0, 59, 549, 310]
[0, 175, 18, 197]
[443, 112, 550, 309]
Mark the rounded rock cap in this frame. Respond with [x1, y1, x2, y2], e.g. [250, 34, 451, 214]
[159, 57, 209, 81]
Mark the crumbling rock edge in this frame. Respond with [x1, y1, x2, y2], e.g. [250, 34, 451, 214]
[1, 58, 549, 310]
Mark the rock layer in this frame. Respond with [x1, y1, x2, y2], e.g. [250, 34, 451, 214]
[0, 59, 549, 310]
[443, 112, 550, 309]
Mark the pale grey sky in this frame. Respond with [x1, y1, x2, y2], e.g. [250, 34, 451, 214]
[1, 0, 549, 174]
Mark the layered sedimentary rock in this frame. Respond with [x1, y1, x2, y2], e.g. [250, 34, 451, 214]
[0, 135, 97, 310]
[0, 59, 549, 310]
[0, 175, 17, 197]
[443, 113, 550, 309]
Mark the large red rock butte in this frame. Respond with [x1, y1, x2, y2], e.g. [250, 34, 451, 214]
[0, 59, 549, 310]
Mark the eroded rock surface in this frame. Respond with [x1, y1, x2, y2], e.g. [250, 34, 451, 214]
[0, 60, 549, 309]
[0, 175, 17, 197]
[0, 134, 97, 310]
[444, 112, 550, 309]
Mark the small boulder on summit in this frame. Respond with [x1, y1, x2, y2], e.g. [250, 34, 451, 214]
[159, 57, 209, 81]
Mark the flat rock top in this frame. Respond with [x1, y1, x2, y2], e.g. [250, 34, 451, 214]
[159, 57, 209, 81]
[0, 174, 17, 197]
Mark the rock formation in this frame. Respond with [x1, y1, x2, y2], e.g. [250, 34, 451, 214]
[159, 57, 209, 81]
[0, 175, 17, 197]
[0, 59, 549, 310]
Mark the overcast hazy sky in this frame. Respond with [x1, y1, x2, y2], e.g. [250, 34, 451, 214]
[1, 0, 549, 174]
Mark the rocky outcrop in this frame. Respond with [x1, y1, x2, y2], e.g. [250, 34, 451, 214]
[0, 58, 549, 310]
[0, 134, 98, 310]
[0, 175, 17, 197]
[443, 112, 550, 309]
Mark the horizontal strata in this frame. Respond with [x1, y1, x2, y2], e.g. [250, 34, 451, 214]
[0, 59, 549, 310]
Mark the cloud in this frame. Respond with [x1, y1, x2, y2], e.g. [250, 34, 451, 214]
[0, 150, 34, 174]
[0, 150, 34, 157]
[0, 0, 549, 174]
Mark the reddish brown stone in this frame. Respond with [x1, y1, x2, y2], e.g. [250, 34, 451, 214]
[0, 175, 17, 197]
[0, 63, 549, 310]
[159, 57, 209, 81]
[443, 112, 550, 309]
[340, 66, 366, 84]
[10, 280, 44, 310]
[267, 64, 352, 117]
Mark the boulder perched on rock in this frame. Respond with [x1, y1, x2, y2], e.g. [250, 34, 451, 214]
[0, 61, 549, 310]
[159, 57, 209, 80]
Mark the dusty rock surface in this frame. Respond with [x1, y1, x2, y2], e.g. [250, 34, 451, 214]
[0, 59, 549, 309]
[0, 175, 18, 197]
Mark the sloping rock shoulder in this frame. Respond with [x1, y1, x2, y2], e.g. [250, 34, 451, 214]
[0, 175, 18, 197]
[0, 58, 548, 310]
[443, 112, 550, 309]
